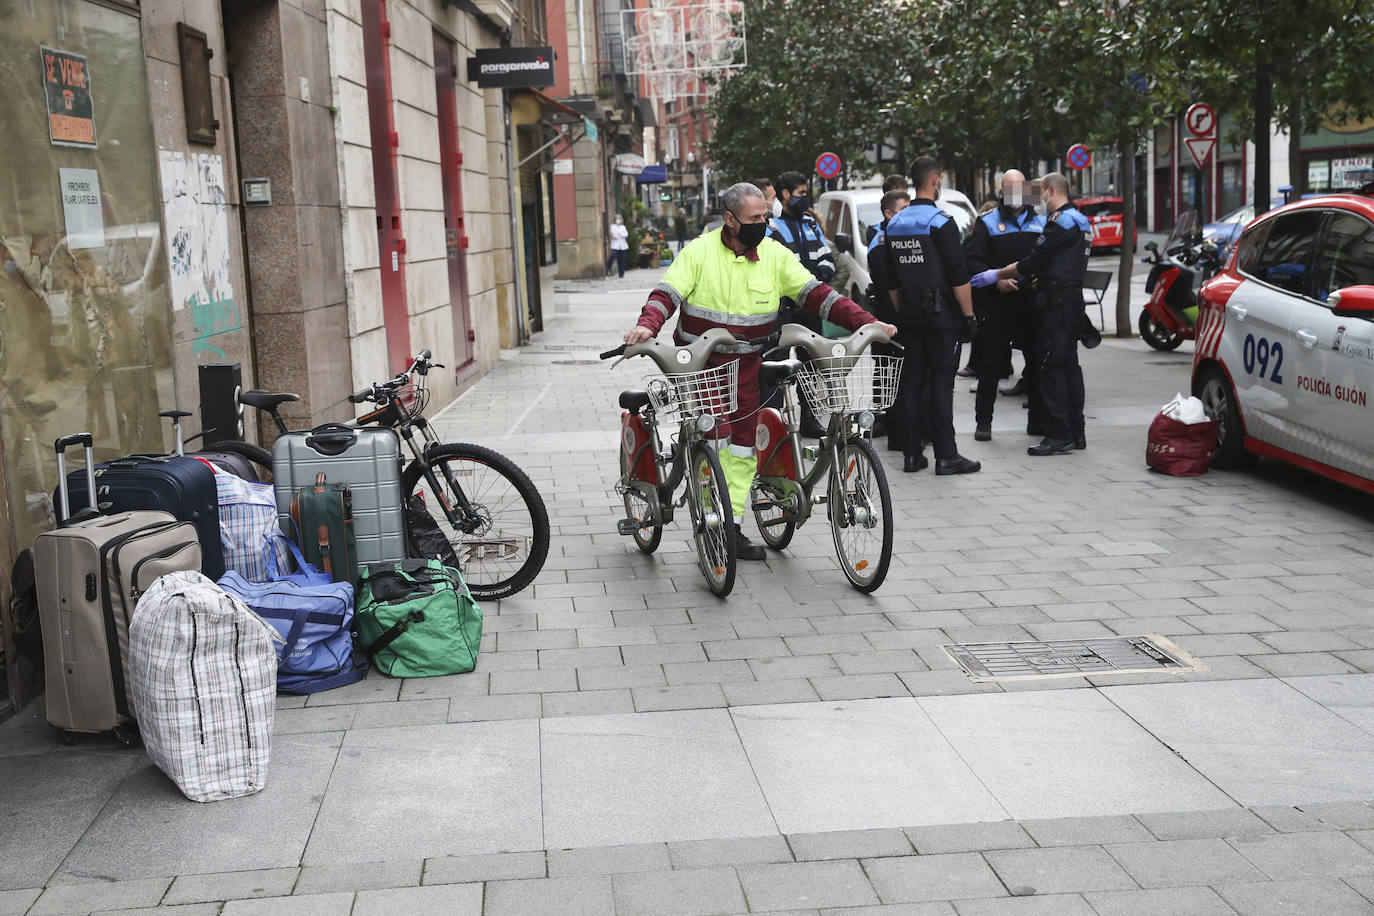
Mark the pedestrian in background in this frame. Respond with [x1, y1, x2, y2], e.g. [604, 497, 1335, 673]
[880, 156, 980, 475]
[755, 177, 780, 218]
[964, 169, 1045, 442]
[971, 172, 1091, 455]
[608, 215, 629, 278]
[674, 209, 688, 251]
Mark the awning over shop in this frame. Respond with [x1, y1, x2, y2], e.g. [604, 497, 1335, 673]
[636, 164, 668, 184]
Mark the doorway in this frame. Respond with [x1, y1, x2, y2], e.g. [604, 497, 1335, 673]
[432, 32, 473, 370]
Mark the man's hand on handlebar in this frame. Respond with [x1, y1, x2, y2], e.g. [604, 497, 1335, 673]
[870, 320, 899, 339]
[624, 326, 654, 345]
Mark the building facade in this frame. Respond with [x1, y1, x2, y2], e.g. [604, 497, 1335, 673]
[0, 0, 546, 713]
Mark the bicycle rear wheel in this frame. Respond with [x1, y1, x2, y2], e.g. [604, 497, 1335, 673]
[828, 436, 892, 592]
[686, 441, 735, 597]
[401, 442, 550, 600]
[620, 447, 662, 553]
[206, 440, 273, 482]
[750, 480, 796, 550]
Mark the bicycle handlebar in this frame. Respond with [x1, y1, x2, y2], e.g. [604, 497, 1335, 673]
[777, 322, 901, 357]
[599, 345, 626, 360]
[349, 386, 377, 404]
[616, 327, 738, 374]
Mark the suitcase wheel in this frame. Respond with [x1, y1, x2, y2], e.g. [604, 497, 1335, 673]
[111, 725, 137, 749]
[60, 731, 77, 747]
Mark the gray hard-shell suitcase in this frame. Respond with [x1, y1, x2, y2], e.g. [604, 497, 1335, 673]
[34, 434, 203, 744]
[271, 424, 407, 570]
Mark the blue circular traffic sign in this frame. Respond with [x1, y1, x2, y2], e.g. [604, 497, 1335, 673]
[1067, 144, 1092, 170]
[815, 152, 842, 179]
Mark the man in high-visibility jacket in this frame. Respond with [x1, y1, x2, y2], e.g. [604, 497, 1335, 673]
[624, 182, 896, 559]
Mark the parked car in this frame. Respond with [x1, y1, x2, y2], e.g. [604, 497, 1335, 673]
[1076, 195, 1137, 252]
[817, 188, 976, 302]
[1192, 185, 1374, 492]
[1200, 199, 1289, 261]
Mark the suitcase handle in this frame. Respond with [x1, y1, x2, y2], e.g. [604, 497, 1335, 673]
[54, 433, 98, 523]
[305, 424, 357, 456]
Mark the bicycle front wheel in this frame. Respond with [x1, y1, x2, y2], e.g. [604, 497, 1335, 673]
[685, 441, 735, 598]
[829, 437, 893, 592]
[401, 442, 550, 601]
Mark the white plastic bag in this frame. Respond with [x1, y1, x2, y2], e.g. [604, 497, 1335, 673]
[1160, 393, 1209, 425]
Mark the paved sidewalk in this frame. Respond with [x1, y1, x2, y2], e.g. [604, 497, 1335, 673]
[3, 266, 1374, 914]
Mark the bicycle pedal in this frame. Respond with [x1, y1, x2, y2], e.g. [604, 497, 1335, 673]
[803, 447, 818, 462]
[616, 518, 641, 536]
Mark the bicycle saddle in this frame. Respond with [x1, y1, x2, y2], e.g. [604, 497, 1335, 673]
[624, 327, 737, 374]
[240, 389, 301, 410]
[777, 323, 895, 359]
[159, 410, 193, 420]
[758, 358, 803, 389]
[618, 389, 652, 414]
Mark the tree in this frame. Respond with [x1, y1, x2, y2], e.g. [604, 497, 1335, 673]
[706, 0, 926, 186]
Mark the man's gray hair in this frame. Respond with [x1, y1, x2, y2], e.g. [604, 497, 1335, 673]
[1041, 172, 1070, 196]
[720, 182, 765, 216]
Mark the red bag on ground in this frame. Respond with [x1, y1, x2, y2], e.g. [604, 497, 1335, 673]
[1146, 411, 1220, 477]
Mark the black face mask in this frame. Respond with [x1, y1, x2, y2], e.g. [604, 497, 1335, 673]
[789, 195, 810, 218]
[734, 221, 768, 249]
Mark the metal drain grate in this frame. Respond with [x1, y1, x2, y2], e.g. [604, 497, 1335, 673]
[943, 635, 1200, 681]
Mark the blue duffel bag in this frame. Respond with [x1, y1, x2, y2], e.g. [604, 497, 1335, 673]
[218, 542, 367, 694]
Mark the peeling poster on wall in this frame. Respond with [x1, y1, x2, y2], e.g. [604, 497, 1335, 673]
[158, 149, 239, 358]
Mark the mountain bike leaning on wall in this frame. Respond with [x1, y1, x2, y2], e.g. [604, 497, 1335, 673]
[214, 349, 550, 601]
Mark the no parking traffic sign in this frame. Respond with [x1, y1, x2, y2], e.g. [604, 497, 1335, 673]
[1067, 144, 1092, 170]
[815, 152, 842, 180]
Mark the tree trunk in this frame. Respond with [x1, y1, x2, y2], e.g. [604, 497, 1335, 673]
[1255, 56, 1272, 215]
[1287, 99, 1305, 198]
[1114, 130, 1136, 338]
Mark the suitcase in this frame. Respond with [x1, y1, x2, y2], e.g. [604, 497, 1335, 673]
[34, 434, 203, 744]
[272, 424, 406, 570]
[56, 453, 224, 580]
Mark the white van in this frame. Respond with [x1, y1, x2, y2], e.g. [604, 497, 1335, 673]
[817, 188, 977, 301]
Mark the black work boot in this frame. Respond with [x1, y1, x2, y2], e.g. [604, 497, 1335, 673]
[734, 526, 766, 560]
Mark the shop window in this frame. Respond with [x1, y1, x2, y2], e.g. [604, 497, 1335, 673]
[0, 2, 173, 548]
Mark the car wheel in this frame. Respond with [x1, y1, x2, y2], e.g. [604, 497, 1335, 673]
[1193, 364, 1256, 468]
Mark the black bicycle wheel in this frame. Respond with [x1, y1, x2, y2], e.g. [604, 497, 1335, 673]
[829, 436, 893, 592]
[206, 440, 274, 482]
[619, 447, 662, 553]
[750, 479, 796, 550]
[401, 442, 550, 600]
[685, 441, 735, 597]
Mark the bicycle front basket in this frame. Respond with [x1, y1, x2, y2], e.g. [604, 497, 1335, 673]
[797, 353, 903, 415]
[644, 361, 739, 424]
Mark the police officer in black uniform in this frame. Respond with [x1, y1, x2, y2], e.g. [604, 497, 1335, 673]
[881, 157, 980, 475]
[964, 169, 1046, 441]
[971, 172, 1090, 456]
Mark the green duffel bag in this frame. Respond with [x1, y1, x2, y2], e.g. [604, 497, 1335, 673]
[354, 559, 482, 678]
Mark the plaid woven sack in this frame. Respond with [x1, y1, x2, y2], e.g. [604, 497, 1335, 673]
[129, 570, 279, 802]
[216, 472, 290, 582]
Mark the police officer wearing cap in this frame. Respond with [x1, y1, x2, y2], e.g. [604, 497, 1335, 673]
[964, 169, 1045, 442]
[970, 172, 1090, 455]
[881, 156, 980, 475]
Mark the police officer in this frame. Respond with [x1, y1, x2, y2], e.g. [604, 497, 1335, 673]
[971, 172, 1090, 455]
[881, 156, 980, 475]
[964, 169, 1045, 442]
[867, 189, 910, 451]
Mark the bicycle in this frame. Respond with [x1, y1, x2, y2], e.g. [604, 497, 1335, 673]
[212, 349, 550, 601]
[600, 328, 741, 597]
[751, 323, 902, 592]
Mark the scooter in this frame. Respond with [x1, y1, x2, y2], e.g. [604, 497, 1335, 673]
[1138, 211, 1222, 351]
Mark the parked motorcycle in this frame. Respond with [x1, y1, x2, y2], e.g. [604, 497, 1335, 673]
[1138, 211, 1223, 351]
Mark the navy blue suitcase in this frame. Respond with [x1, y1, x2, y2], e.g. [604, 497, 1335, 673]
[56, 455, 225, 579]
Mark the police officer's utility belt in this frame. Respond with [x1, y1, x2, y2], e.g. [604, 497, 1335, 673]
[903, 288, 947, 314]
[1034, 286, 1082, 310]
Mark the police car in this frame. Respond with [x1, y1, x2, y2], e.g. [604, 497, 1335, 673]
[1191, 179, 1374, 491]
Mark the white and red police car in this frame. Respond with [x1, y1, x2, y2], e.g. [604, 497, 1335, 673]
[1192, 181, 1374, 491]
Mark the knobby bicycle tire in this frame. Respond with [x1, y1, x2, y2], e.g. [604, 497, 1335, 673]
[207, 440, 274, 482]
[401, 442, 550, 601]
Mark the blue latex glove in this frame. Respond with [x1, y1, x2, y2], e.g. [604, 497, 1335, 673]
[970, 268, 999, 289]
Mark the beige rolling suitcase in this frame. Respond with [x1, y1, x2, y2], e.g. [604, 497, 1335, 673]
[34, 433, 202, 746]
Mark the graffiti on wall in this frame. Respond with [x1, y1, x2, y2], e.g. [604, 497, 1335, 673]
[158, 149, 239, 358]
